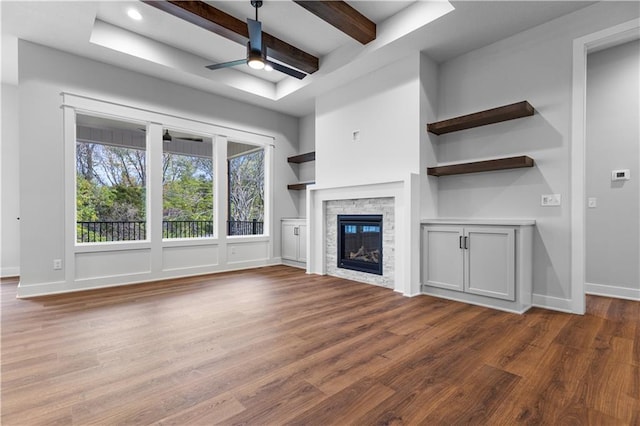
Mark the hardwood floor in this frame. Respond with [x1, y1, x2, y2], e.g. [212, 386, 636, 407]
[2, 265, 639, 425]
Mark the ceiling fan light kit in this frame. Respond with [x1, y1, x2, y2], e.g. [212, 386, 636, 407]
[162, 129, 204, 143]
[163, 129, 172, 143]
[205, 0, 307, 79]
[247, 48, 265, 70]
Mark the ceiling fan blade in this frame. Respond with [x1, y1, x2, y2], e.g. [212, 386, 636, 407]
[247, 18, 262, 53]
[267, 61, 306, 80]
[206, 59, 246, 70]
[179, 137, 204, 142]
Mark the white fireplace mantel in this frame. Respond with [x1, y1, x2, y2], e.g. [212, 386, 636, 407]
[306, 175, 424, 296]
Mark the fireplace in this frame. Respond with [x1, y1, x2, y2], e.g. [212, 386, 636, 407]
[337, 215, 383, 275]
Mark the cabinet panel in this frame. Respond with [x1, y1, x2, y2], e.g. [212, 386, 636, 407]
[423, 226, 464, 291]
[465, 227, 515, 301]
[421, 220, 533, 313]
[298, 224, 307, 263]
[282, 223, 299, 261]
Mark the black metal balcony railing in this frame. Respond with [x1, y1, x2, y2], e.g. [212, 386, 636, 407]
[77, 221, 146, 242]
[227, 219, 263, 236]
[163, 220, 213, 239]
[77, 220, 263, 242]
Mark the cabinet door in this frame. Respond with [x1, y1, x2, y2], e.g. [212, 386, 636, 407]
[464, 227, 515, 301]
[422, 226, 464, 292]
[298, 224, 307, 262]
[281, 223, 299, 261]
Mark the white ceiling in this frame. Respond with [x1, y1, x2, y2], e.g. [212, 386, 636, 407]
[1, 1, 594, 117]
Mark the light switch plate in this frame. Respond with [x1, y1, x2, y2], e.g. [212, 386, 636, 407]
[611, 169, 630, 181]
[541, 194, 561, 206]
[588, 197, 597, 208]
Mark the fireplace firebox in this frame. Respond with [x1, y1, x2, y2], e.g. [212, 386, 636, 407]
[337, 215, 383, 275]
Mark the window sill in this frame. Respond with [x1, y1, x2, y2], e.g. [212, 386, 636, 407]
[75, 241, 152, 253]
[162, 238, 220, 247]
[227, 235, 270, 243]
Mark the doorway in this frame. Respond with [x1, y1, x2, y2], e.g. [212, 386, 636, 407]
[571, 18, 640, 314]
[585, 40, 640, 300]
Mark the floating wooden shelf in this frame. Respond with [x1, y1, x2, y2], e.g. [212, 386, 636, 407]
[287, 182, 315, 190]
[427, 101, 534, 135]
[427, 156, 534, 177]
[287, 152, 316, 163]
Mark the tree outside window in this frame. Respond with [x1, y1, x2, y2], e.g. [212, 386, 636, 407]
[162, 131, 214, 239]
[76, 118, 263, 242]
[227, 142, 264, 236]
[76, 115, 147, 243]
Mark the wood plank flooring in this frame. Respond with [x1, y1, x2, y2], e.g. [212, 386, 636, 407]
[1, 265, 639, 425]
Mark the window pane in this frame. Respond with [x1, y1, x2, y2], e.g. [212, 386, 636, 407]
[76, 114, 147, 243]
[162, 130, 214, 239]
[227, 142, 264, 236]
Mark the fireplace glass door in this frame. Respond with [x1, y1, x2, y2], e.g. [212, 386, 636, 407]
[337, 215, 383, 275]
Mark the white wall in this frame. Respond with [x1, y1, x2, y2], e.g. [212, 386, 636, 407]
[295, 112, 315, 217]
[419, 52, 439, 219]
[16, 41, 299, 295]
[1, 83, 20, 277]
[434, 2, 640, 309]
[586, 40, 640, 299]
[316, 54, 421, 188]
[298, 113, 316, 187]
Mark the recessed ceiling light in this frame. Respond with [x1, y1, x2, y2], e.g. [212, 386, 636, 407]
[127, 8, 142, 21]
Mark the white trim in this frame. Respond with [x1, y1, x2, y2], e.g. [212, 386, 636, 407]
[307, 177, 421, 296]
[16, 259, 278, 298]
[399, 289, 422, 298]
[532, 293, 573, 313]
[75, 241, 153, 253]
[63, 106, 77, 287]
[421, 291, 530, 315]
[161, 238, 220, 248]
[61, 91, 276, 143]
[585, 282, 640, 301]
[46, 92, 277, 297]
[1, 267, 20, 278]
[281, 258, 306, 269]
[422, 218, 536, 227]
[571, 18, 640, 315]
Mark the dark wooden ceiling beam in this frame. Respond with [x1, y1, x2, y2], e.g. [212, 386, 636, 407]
[293, 1, 375, 44]
[142, 0, 319, 74]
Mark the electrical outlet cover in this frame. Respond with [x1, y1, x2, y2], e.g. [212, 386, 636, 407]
[541, 194, 561, 206]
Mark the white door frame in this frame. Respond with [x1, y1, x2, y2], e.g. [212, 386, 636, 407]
[570, 18, 640, 314]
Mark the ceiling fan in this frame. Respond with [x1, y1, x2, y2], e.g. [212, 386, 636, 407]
[205, 0, 306, 80]
[163, 129, 203, 143]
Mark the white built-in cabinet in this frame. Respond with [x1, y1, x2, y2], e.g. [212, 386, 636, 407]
[421, 219, 535, 313]
[281, 218, 307, 268]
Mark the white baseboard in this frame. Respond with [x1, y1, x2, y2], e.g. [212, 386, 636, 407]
[280, 258, 306, 269]
[397, 288, 422, 298]
[17, 280, 70, 298]
[1, 266, 20, 278]
[585, 282, 640, 301]
[532, 293, 573, 313]
[16, 259, 283, 298]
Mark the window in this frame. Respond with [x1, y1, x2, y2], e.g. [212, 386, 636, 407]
[227, 142, 264, 236]
[76, 114, 147, 243]
[162, 129, 214, 238]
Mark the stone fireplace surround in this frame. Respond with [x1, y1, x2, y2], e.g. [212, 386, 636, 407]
[326, 198, 394, 288]
[306, 177, 423, 296]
